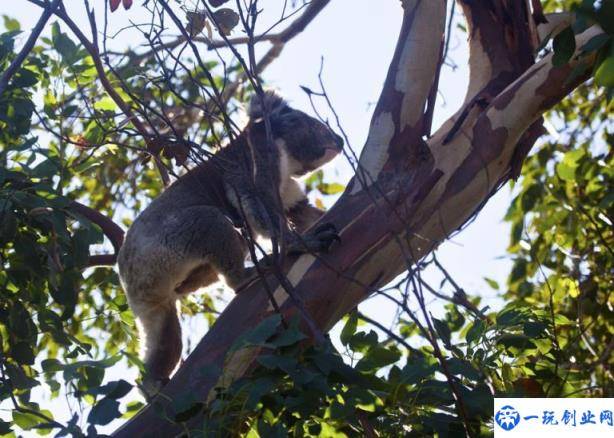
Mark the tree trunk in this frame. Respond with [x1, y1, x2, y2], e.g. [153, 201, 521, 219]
[113, 1, 603, 435]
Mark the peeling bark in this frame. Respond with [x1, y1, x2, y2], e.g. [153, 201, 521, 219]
[353, 0, 446, 185]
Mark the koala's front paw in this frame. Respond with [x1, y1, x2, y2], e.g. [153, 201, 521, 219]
[289, 222, 340, 255]
[312, 223, 341, 251]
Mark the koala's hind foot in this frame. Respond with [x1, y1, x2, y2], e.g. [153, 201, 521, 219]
[288, 223, 340, 255]
[140, 377, 169, 402]
[131, 298, 182, 401]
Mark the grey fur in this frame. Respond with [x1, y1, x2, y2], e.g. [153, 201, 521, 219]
[117, 91, 343, 397]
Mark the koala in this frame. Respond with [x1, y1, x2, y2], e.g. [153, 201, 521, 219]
[117, 91, 343, 397]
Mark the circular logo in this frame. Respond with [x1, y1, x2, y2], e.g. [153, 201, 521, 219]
[495, 405, 521, 431]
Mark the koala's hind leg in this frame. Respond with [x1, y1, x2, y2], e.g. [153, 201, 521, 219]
[175, 264, 218, 295]
[129, 295, 182, 398]
[176, 206, 255, 292]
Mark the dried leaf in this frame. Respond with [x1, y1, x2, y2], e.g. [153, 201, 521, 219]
[110, 0, 131, 12]
[213, 8, 240, 35]
[186, 11, 208, 38]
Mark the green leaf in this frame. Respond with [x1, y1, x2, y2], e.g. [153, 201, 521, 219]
[304, 169, 324, 191]
[257, 354, 298, 373]
[318, 182, 345, 195]
[355, 346, 401, 372]
[509, 259, 527, 283]
[498, 334, 534, 349]
[50, 22, 80, 66]
[3, 363, 38, 390]
[93, 97, 118, 112]
[245, 377, 276, 410]
[0, 419, 12, 435]
[523, 321, 548, 337]
[400, 359, 436, 384]
[556, 161, 576, 180]
[41, 358, 63, 373]
[11, 342, 35, 365]
[594, 56, 614, 87]
[465, 320, 485, 344]
[269, 318, 307, 347]
[31, 158, 60, 179]
[340, 311, 358, 346]
[521, 184, 543, 212]
[559, 277, 580, 298]
[12, 411, 41, 430]
[446, 358, 480, 381]
[92, 379, 133, 399]
[580, 34, 610, 54]
[230, 314, 281, 352]
[432, 318, 451, 345]
[595, 1, 614, 34]
[0, 208, 17, 244]
[348, 330, 379, 353]
[552, 26, 576, 67]
[10, 68, 38, 89]
[483, 277, 499, 290]
[3, 15, 21, 32]
[534, 338, 552, 354]
[87, 398, 120, 425]
[9, 302, 35, 339]
[122, 401, 145, 419]
[344, 387, 381, 412]
[496, 308, 525, 327]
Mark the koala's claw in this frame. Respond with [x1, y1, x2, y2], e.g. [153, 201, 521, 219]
[313, 223, 341, 250]
[314, 222, 338, 236]
[290, 222, 340, 254]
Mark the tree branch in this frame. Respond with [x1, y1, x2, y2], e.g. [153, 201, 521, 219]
[124, 0, 330, 66]
[458, 0, 535, 103]
[353, 0, 446, 181]
[68, 201, 125, 267]
[0, 0, 61, 96]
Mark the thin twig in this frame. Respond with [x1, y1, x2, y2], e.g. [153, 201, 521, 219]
[0, 0, 62, 96]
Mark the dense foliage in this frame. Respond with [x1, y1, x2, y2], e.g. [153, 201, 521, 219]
[0, 0, 612, 436]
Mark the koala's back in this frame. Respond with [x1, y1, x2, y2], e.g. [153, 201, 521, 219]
[117, 144, 247, 297]
[131, 163, 232, 229]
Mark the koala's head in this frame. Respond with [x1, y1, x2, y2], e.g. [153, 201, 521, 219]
[248, 91, 344, 176]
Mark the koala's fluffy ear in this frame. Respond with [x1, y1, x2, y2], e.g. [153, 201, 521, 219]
[248, 90, 288, 120]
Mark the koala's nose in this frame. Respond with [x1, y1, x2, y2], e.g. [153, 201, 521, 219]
[333, 133, 344, 149]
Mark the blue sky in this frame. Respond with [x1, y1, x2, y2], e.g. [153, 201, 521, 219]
[1, 0, 514, 432]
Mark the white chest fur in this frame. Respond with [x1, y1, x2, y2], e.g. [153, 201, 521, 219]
[277, 140, 306, 210]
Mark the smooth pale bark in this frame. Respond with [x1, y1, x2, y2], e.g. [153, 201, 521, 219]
[113, 1, 603, 435]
